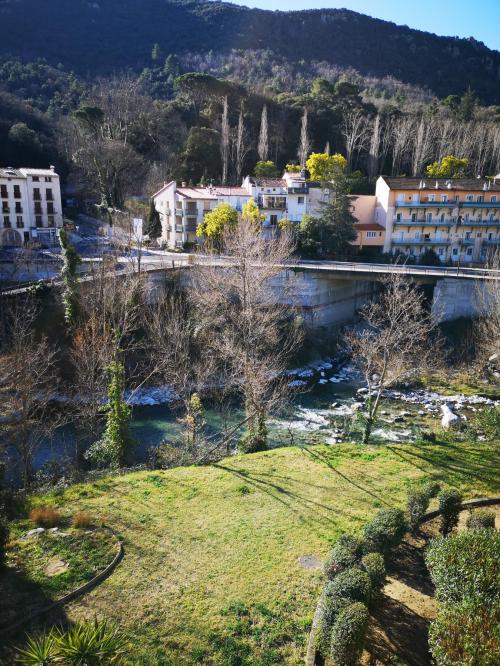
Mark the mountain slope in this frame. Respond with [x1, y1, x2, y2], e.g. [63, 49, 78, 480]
[0, 0, 499, 103]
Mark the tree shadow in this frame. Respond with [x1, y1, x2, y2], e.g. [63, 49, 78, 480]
[368, 594, 432, 666]
[0, 566, 69, 664]
[386, 537, 435, 597]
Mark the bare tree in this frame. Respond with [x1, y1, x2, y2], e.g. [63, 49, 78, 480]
[298, 108, 311, 167]
[391, 116, 415, 176]
[258, 104, 269, 161]
[475, 253, 500, 365]
[367, 114, 381, 181]
[411, 116, 435, 176]
[345, 274, 436, 444]
[0, 299, 60, 486]
[342, 108, 369, 172]
[220, 96, 230, 184]
[191, 216, 302, 452]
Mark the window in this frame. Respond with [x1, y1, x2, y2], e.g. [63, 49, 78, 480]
[45, 188, 53, 201]
[491, 196, 497, 203]
[428, 194, 435, 202]
[441, 195, 448, 202]
[16, 216, 23, 228]
[465, 232, 471, 240]
[366, 231, 376, 238]
[0, 185, 7, 198]
[34, 202, 42, 214]
[2, 202, 9, 213]
[488, 232, 493, 240]
[438, 248, 444, 255]
[396, 213, 402, 221]
[32, 176, 39, 182]
[13, 184, 21, 198]
[44, 176, 52, 182]
[3, 216, 10, 228]
[466, 194, 473, 202]
[33, 188, 41, 200]
[440, 213, 445, 222]
[35, 215, 42, 227]
[23, 232, 30, 244]
[466, 247, 473, 256]
[270, 214, 278, 226]
[411, 213, 416, 222]
[477, 195, 484, 202]
[47, 202, 54, 214]
[15, 202, 22, 214]
[477, 232, 482, 238]
[452, 248, 458, 256]
[426, 213, 433, 222]
[297, 196, 304, 204]
[47, 216, 55, 227]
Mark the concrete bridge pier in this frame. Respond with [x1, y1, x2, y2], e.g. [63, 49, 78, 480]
[431, 278, 489, 322]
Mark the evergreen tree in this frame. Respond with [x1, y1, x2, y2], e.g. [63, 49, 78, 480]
[58, 228, 82, 330]
[145, 200, 162, 240]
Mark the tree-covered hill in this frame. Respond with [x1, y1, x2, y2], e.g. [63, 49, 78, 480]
[0, 0, 499, 104]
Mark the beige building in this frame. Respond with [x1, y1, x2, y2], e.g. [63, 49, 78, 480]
[375, 176, 500, 264]
[0, 166, 63, 246]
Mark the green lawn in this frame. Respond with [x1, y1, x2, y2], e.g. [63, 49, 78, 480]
[17, 437, 500, 665]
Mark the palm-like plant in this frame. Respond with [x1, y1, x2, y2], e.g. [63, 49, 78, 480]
[16, 620, 126, 665]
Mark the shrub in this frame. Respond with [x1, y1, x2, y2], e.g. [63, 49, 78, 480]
[361, 553, 386, 595]
[15, 633, 56, 665]
[466, 509, 496, 530]
[363, 508, 407, 556]
[422, 481, 441, 499]
[329, 602, 369, 666]
[29, 506, 61, 528]
[438, 489, 463, 535]
[0, 514, 8, 570]
[407, 490, 430, 532]
[328, 567, 372, 605]
[315, 588, 351, 655]
[425, 529, 500, 605]
[471, 405, 500, 439]
[72, 511, 93, 529]
[429, 597, 500, 666]
[324, 534, 365, 581]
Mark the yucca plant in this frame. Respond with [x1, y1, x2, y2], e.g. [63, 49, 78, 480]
[16, 633, 57, 665]
[53, 619, 126, 665]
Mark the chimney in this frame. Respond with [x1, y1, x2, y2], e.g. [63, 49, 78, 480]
[50, 165, 55, 172]
[181, 181, 187, 187]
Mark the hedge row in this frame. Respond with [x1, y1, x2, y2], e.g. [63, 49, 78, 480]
[316, 508, 407, 664]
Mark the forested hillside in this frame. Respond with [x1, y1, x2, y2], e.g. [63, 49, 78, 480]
[0, 0, 499, 103]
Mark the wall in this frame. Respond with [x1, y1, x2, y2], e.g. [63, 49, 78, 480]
[431, 278, 491, 322]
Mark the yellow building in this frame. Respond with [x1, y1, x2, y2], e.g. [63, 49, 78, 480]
[375, 176, 500, 264]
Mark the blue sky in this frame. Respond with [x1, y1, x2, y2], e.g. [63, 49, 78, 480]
[227, 1, 500, 51]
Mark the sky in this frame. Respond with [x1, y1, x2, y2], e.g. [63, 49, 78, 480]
[227, 1, 500, 52]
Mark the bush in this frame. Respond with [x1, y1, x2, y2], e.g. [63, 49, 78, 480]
[361, 553, 386, 595]
[429, 597, 500, 666]
[329, 602, 369, 666]
[407, 490, 430, 532]
[471, 405, 500, 439]
[324, 534, 365, 580]
[0, 514, 8, 570]
[328, 567, 372, 605]
[425, 529, 500, 605]
[29, 506, 61, 528]
[438, 489, 463, 535]
[466, 509, 496, 530]
[315, 589, 351, 656]
[422, 481, 441, 499]
[72, 511, 93, 528]
[363, 508, 407, 556]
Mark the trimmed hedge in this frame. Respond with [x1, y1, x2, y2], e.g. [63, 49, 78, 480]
[361, 553, 386, 594]
[329, 602, 369, 666]
[425, 529, 500, 606]
[407, 490, 430, 532]
[429, 597, 500, 666]
[363, 508, 407, 556]
[438, 489, 463, 535]
[315, 589, 351, 655]
[328, 567, 372, 605]
[466, 509, 496, 530]
[324, 535, 365, 581]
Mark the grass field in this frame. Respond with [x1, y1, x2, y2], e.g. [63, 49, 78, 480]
[15, 436, 500, 665]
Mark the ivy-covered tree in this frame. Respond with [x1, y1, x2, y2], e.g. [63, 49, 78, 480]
[85, 358, 133, 469]
[145, 200, 162, 240]
[58, 228, 82, 330]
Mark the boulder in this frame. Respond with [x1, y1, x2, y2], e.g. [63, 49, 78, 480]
[440, 404, 461, 429]
[25, 528, 45, 538]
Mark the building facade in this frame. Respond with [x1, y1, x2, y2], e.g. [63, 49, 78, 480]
[0, 166, 63, 247]
[376, 176, 500, 263]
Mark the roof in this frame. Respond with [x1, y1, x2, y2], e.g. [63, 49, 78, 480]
[380, 176, 500, 192]
[177, 187, 218, 200]
[0, 166, 58, 179]
[248, 178, 287, 188]
[355, 223, 385, 231]
[213, 186, 249, 196]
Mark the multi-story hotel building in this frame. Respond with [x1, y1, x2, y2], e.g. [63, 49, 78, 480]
[375, 176, 500, 263]
[0, 166, 63, 247]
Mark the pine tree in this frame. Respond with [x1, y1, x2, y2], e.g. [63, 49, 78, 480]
[146, 200, 162, 240]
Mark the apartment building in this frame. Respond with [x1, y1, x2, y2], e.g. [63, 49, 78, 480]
[0, 166, 63, 247]
[375, 176, 500, 263]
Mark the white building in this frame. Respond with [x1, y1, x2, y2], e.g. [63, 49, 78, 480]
[153, 170, 329, 249]
[0, 166, 63, 247]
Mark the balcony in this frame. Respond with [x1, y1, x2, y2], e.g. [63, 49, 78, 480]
[393, 218, 453, 226]
[174, 225, 184, 233]
[459, 201, 500, 208]
[185, 209, 198, 217]
[175, 208, 183, 216]
[287, 187, 308, 194]
[258, 197, 287, 210]
[392, 238, 449, 245]
[457, 220, 499, 227]
[395, 200, 456, 208]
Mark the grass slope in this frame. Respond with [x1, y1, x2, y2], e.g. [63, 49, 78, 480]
[24, 440, 500, 665]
